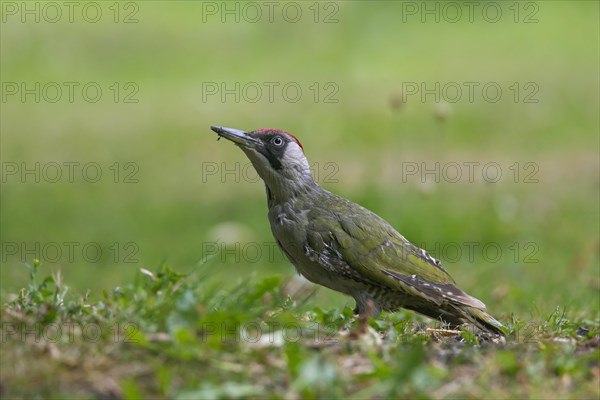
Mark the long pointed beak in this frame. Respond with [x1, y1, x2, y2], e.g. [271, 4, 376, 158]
[210, 126, 261, 147]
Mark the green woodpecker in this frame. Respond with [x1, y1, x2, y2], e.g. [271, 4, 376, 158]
[209, 126, 505, 335]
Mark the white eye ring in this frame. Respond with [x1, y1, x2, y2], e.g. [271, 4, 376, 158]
[272, 137, 284, 146]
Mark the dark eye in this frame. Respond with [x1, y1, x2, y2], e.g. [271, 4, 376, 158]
[272, 136, 284, 146]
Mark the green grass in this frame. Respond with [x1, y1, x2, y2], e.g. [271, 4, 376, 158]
[1, 1, 599, 398]
[1, 261, 598, 399]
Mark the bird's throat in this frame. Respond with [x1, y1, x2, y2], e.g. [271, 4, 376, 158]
[263, 176, 319, 209]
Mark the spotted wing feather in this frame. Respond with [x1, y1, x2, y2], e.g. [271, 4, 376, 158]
[304, 191, 487, 310]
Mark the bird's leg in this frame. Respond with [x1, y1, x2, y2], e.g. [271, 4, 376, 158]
[348, 299, 381, 341]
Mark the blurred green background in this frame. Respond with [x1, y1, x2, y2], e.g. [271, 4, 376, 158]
[1, 1, 598, 321]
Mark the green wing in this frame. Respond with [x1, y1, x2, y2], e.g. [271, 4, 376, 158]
[304, 192, 485, 310]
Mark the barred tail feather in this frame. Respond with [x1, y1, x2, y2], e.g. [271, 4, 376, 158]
[462, 307, 506, 336]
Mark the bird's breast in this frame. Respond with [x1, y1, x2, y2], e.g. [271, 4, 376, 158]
[267, 201, 358, 296]
[268, 202, 307, 261]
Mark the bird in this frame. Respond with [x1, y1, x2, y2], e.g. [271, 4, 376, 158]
[209, 125, 505, 335]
